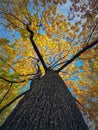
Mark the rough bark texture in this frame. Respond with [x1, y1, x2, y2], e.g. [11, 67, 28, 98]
[0, 70, 89, 130]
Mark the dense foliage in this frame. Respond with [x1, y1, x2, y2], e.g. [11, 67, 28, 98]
[0, 0, 98, 129]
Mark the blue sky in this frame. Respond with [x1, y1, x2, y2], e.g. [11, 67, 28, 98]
[0, 0, 84, 92]
[0, 1, 88, 94]
[0, 24, 20, 43]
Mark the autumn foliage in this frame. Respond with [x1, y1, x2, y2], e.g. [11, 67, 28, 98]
[0, 0, 98, 129]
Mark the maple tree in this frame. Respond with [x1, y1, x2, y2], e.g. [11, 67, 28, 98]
[0, 0, 98, 129]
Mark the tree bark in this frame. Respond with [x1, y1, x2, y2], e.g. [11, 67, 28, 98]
[0, 70, 89, 130]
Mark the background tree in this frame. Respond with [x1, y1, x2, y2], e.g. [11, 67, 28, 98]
[0, 0, 98, 129]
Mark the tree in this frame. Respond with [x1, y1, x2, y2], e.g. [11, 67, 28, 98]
[0, 0, 98, 129]
[0, 70, 89, 130]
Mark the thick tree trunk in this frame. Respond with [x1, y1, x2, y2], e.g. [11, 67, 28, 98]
[0, 70, 88, 130]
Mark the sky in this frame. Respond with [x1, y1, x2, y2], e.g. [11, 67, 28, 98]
[0, 0, 84, 91]
[0, 1, 97, 129]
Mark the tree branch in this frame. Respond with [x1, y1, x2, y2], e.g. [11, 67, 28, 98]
[0, 76, 31, 83]
[86, 22, 98, 44]
[0, 11, 26, 25]
[0, 83, 13, 104]
[56, 38, 98, 73]
[26, 25, 48, 72]
[0, 89, 30, 114]
[1, 12, 48, 72]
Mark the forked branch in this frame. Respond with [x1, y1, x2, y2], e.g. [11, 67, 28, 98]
[1, 12, 48, 72]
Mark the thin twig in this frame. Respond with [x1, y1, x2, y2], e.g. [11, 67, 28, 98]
[52, 46, 72, 68]
[8, 13, 26, 25]
[86, 22, 98, 45]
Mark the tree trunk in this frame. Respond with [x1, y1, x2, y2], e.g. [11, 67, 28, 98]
[0, 70, 89, 130]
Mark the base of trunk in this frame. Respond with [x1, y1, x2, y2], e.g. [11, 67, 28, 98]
[0, 70, 89, 130]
